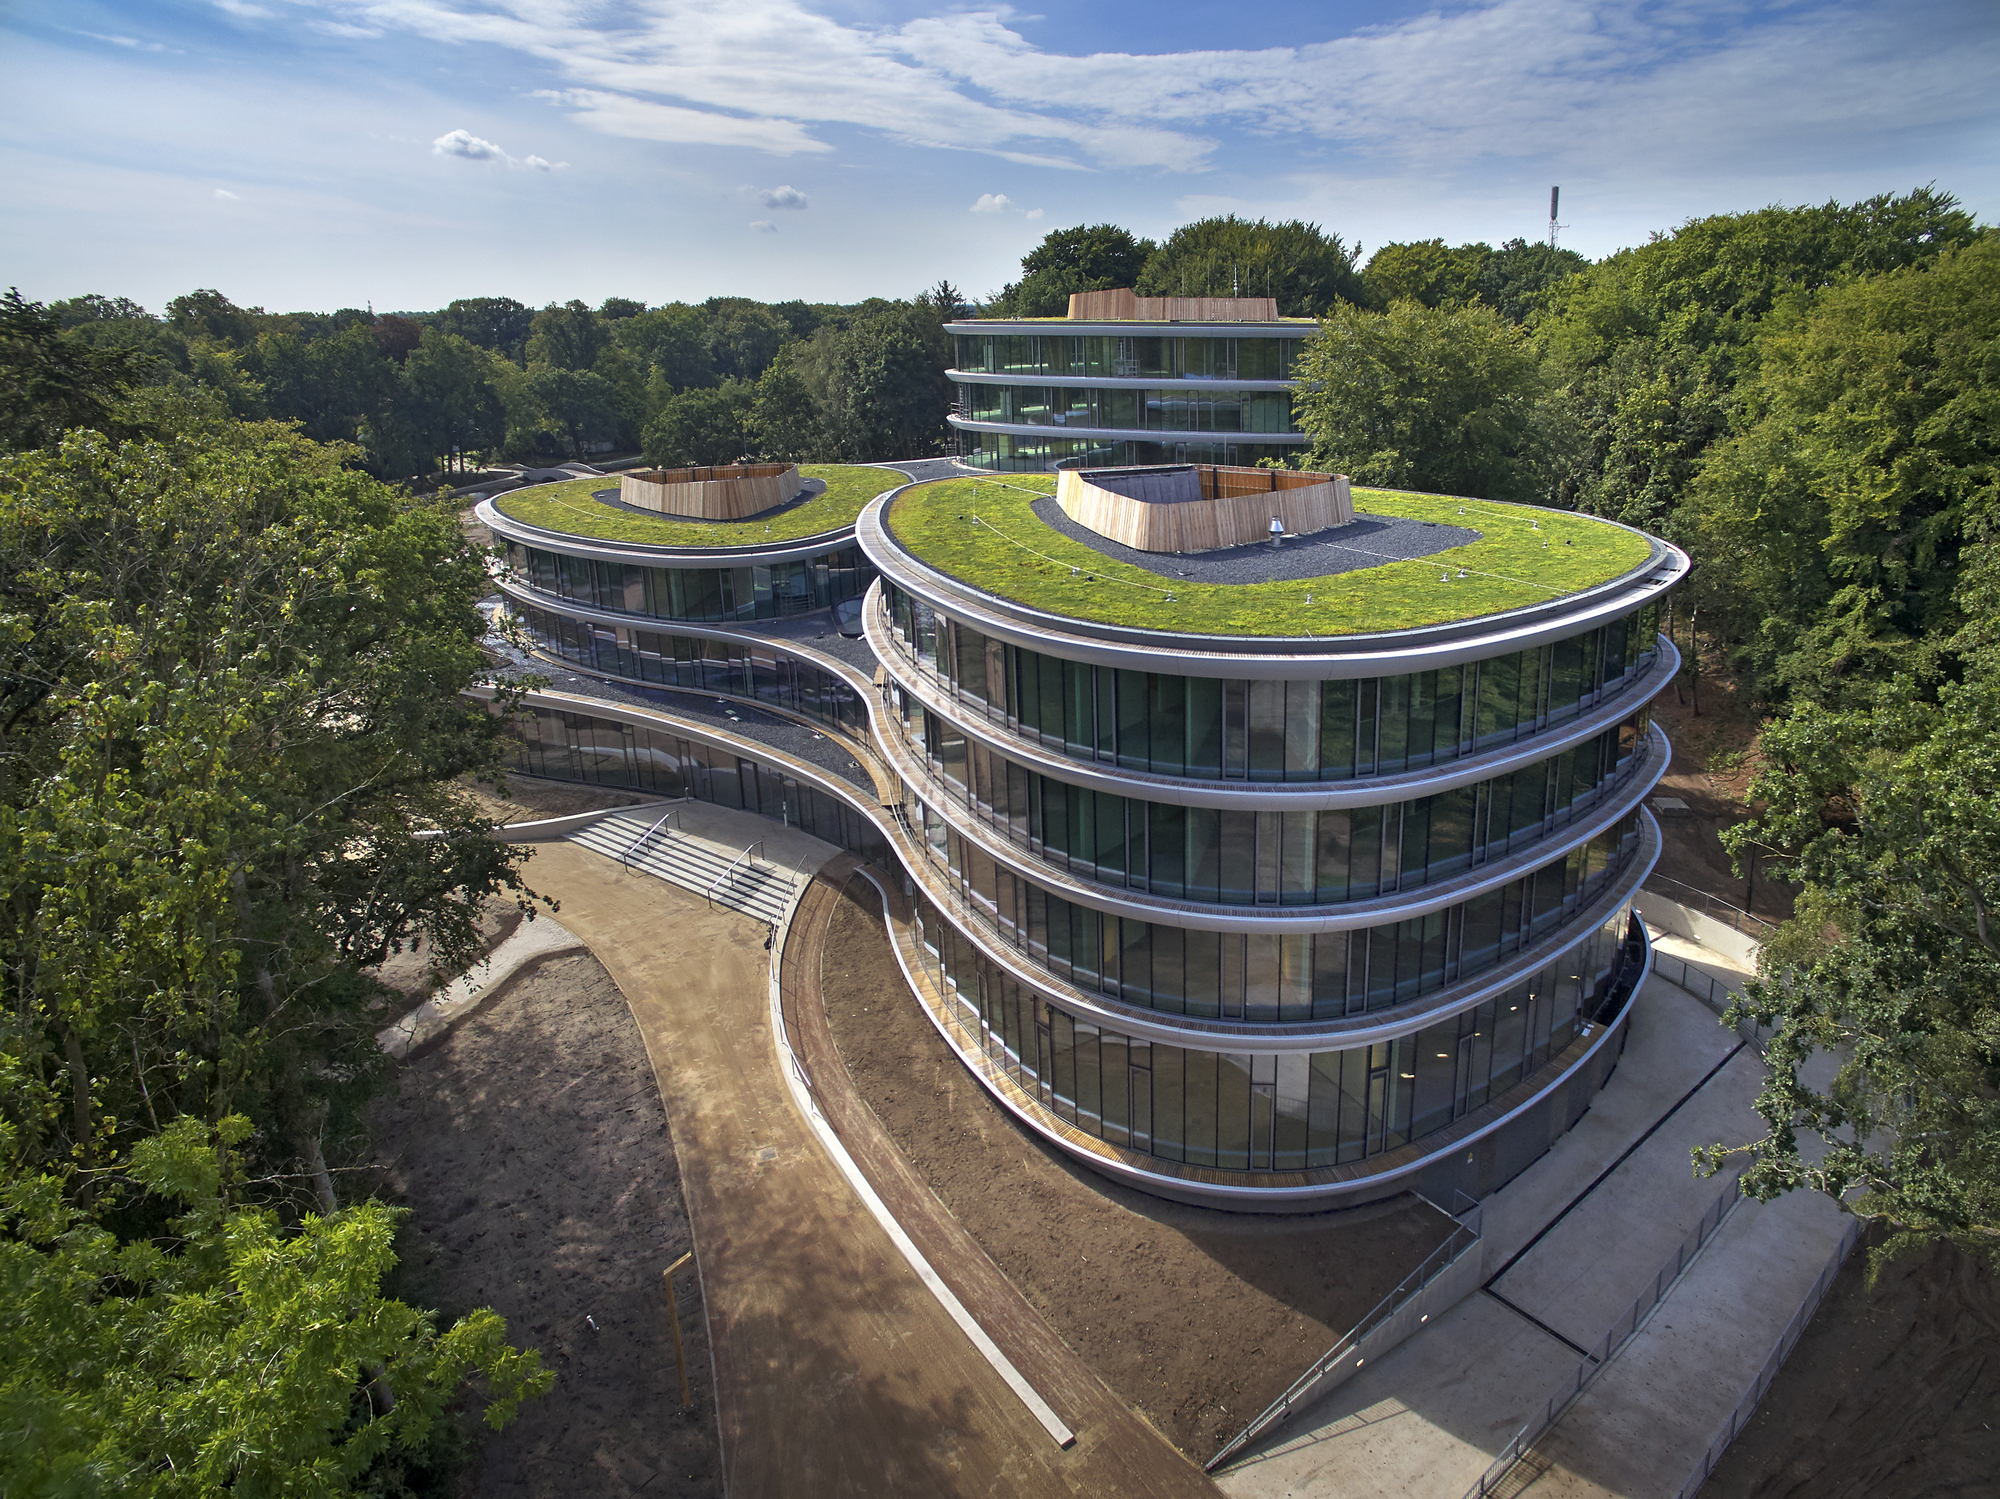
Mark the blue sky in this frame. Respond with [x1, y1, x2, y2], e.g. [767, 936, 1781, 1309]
[3, 0, 1995, 313]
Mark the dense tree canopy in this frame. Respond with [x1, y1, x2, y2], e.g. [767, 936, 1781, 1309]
[1137, 216, 1364, 316]
[1293, 298, 1547, 502]
[1709, 543, 2000, 1273]
[0, 381, 550, 1487]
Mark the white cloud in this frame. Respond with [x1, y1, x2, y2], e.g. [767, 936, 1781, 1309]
[432, 129, 568, 173]
[210, 0, 273, 17]
[750, 220, 778, 232]
[1026, 208, 1044, 221]
[970, 192, 1013, 213]
[213, 188, 240, 199]
[432, 128, 506, 162]
[758, 184, 808, 209]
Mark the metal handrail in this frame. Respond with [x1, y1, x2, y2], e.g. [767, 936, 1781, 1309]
[1206, 1212, 1484, 1471]
[620, 806, 682, 866]
[1641, 873, 1776, 936]
[1461, 1173, 1745, 1497]
[706, 839, 765, 908]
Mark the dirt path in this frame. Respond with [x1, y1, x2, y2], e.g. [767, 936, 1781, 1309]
[371, 950, 720, 1497]
[1697, 1230, 2000, 1498]
[811, 877, 1458, 1463]
[520, 839, 1227, 1497]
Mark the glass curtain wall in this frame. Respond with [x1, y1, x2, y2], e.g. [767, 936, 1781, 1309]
[512, 602, 867, 737]
[955, 432, 1307, 471]
[900, 701, 1648, 904]
[962, 385, 1298, 435]
[885, 586, 1661, 781]
[955, 334, 1304, 381]
[509, 542, 873, 623]
[504, 702, 888, 861]
[912, 891, 1636, 1170]
[909, 800, 1640, 1020]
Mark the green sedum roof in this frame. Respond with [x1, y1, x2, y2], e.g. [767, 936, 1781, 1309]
[883, 476, 1656, 637]
[491, 464, 905, 548]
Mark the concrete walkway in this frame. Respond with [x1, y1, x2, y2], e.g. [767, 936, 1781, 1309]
[376, 914, 583, 1059]
[1214, 971, 1772, 1499]
[1513, 1185, 1850, 1497]
[518, 824, 1220, 1498]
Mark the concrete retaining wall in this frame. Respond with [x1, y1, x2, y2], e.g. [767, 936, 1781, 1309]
[1633, 892, 1762, 969]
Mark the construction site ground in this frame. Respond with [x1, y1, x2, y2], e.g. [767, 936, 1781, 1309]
[370, 948, 719, 1498]
[812, 877, 1459, 1464]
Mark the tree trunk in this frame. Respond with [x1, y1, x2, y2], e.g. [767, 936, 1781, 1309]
[62, 1024, 93, 1207]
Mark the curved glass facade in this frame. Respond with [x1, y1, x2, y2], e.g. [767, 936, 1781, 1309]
[507, 540, 873, 623]
[958, 432, 1307, 471]
[915, 892, 1636, 1171]
[884, 584, 1662, 782]
[954, 332, 1307, 382]
[508, 600, 869, 737]
[917, 802, 1641, 1021]
[960, 384, 1301, 436]
[899, 696, 1651, 906]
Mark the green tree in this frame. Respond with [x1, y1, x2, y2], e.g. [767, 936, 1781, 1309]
[1707, 544, 2000, 1271]
[1361, 240, 1487, 309]
[166, 288, 260, 348]
[990, 224, 1156, 316]
[614, 304, 715, 390]
[643, 380, 754, 466]
[1294, 298, 1547, 501]
[0, 290, 152, 451]
[1537, 187, 1981, 531]
[1473, 238, 1589, 324]
[0, 416, 530, 1198]
[1685, 237, 2000, 702]
[519, 365, 620, 458]
[1137, 216, 1362, 315]
[524, 300, 611, 372]
[751, 350, 823, 460]
[0, 1114, 551, 1496]
[401, 329, 506, 472]
[435, 297, 534, 365]
[701, 299, 790, 383]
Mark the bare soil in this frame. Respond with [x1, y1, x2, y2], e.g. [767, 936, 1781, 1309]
[371, 951, 721, 1498]
[815, 881, 1456, 1463]
[1647, 646, 1797, 926]
[1698, 1227, 2000, 1498]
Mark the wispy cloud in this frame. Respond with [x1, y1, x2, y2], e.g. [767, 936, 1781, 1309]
[213, 188, 240, 199]
[749, 220, 778, 232]
[285, 0, 1998, 185]
[73, 30, 178, 53]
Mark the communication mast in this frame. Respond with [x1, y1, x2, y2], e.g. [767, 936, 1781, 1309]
[1548, 186, 1564, 250]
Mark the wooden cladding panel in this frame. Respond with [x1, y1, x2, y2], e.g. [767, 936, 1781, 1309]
[619, 462, 801, 521]
[1056, 464, 1353, 553]
[1064, 288, 1284, 323]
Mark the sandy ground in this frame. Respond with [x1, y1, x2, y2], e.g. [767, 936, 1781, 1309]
[370, 951, 721, 1499]
[1697, 1230, 2000, 1499]
[815, 880, 1457, 1464]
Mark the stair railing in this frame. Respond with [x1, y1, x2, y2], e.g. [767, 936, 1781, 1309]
[619, 806, 681, 867]
[706, 840, 765, 908]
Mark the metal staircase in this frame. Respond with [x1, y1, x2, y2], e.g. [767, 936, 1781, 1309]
[566, 809, 797, 924]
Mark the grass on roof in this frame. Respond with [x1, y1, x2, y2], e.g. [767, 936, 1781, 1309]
[491, 464, 903, 547]
[884, 477, 1654, 637]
